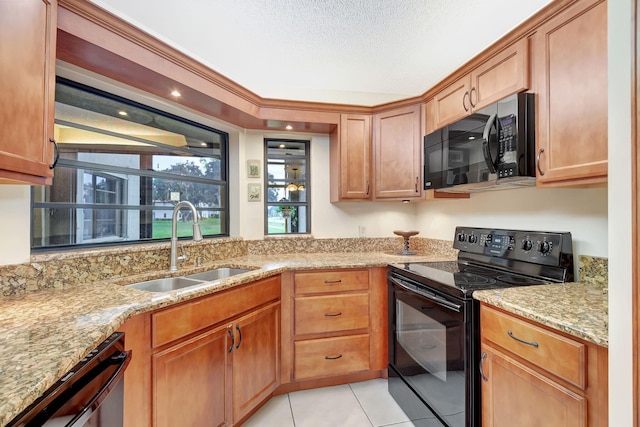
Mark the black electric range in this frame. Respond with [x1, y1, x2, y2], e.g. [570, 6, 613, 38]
[387, 227, 574, 427]
[389, 226, 574, 300]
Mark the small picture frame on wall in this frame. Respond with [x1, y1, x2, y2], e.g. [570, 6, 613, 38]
[247, 159, 261, 178]
[248, 183, 262, 202]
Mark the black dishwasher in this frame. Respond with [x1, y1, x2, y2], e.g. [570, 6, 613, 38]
[7, 332, 131, 427]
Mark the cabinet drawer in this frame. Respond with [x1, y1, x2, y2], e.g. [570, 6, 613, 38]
[152, 276, 280, 348]
[294, 270, 369, 294]
[294, 334, 370, 380]
[481, 305, 586, 388]
[294, 293, 369, 336]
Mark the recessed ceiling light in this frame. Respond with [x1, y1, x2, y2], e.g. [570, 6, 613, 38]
[468, 136, 475, 140]
[285, 125, 293, 130]
[279, 144, 286, 148]
[118, 110, 128, 116]
[200, 142, 207, 147]
[171, 90, 181, 97]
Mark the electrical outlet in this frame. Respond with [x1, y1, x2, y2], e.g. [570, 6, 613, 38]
[358, 225, 366, 237]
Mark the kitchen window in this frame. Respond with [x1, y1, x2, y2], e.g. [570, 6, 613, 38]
[264, 139, 309, 235]
[32, 78, 229, 250]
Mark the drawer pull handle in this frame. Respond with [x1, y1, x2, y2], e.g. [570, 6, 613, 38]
[325, 354, 343, 360]
[324, 312, 343, 317]
[536, 148, 545, 176]
[49, 138, 60, 169]
[507, 330, 539, 348]
[479, 352, 488, 382]
[227, 327, 235, 353]
[324, 279, 342, 284]
[235, 325, 242, 349]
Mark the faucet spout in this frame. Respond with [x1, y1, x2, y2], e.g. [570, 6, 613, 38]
[170, 201, 203, 272]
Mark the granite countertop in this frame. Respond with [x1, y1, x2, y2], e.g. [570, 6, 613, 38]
[0, 251, 609, 426]
[473, 282, 608, 347]
[0, 251, 450, 427]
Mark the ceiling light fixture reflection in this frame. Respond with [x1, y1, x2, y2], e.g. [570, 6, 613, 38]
[171, 90, 181, 97]
[279, 144, 286, 148]
[118, 110, 128, 116]
[285, 125, 293, 130]
[286, 168, 305, 192]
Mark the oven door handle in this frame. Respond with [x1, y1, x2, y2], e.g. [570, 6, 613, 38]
[390, 276, 463, 313]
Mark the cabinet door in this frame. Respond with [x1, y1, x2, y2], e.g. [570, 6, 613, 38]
[534, 0, 607, 185]
[481, 344, 587, 427]
[430, 76, 471, 130]
[232, 303, 280, 423]
[0, 0, 56, 185]
[153, 325, 231, 427]
[335, 114, 371, 200]
[471, 38, 529, 110]
[373, 104, 422, 199]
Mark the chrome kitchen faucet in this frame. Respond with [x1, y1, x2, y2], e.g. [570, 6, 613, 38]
[170, 201, 203, 271]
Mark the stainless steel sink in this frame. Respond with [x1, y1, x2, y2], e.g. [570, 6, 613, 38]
[126, 276, 204, 292]
[126, 268, 252, 292]
[184, 268, 251, 281]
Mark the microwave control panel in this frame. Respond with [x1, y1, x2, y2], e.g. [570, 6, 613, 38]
[497, 114, 518, 178]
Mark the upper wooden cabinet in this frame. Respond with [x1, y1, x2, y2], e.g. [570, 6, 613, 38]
[0, 0, 57, 185]
[533, 0, 607, 186]
[372, 104, 423, 200]
[426, 38, 529, 134]
[330, 114, 372, 201]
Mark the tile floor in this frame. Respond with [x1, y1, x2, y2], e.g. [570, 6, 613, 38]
[241, 378, 444, 427]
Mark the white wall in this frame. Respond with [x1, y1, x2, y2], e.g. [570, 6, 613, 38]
[237, 131, 419, 240]
[0, 185, 31, 265]
[415, 187, 608, 258]
[607, 0, 633, 425]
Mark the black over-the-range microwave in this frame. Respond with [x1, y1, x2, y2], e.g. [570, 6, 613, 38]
[424, 92, 535, 192]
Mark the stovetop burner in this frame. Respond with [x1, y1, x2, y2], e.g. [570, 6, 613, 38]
[454, 272, 496, 286]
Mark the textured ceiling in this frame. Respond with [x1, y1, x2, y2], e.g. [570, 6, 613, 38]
[88, 0, 553, 106]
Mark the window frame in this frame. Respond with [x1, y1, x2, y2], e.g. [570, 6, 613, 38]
[31, 78, 230, 252]
[263, 138, 311, 235]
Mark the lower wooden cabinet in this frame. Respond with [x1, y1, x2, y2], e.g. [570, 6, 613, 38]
[232, 303, 280, 423]
[120, 276, 281, 427]
[480, 303, 607, 427]
[153, 325, 231, 427]
[280, 268, 388, 390]
[481, 344, 586, 427]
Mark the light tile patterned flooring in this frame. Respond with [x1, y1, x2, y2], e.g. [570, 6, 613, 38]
[242, 379, 443, 427]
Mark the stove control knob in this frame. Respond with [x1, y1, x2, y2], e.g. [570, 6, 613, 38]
[522, 239, 533, 251]
[538, 241, 551, 254]
[457, 233, 466, 242]
[468, 234, 478, 244]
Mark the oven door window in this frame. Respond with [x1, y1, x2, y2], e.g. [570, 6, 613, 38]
[392, 288, 467, 424]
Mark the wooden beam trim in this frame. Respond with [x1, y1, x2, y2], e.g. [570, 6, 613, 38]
[58, 0, 584, 116]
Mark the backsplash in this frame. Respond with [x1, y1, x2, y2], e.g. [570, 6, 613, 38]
[578, 255, 608, 287]
[0, 236, 456, 297]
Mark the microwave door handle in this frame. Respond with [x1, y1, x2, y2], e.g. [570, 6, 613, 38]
[482, 113, 499, 173]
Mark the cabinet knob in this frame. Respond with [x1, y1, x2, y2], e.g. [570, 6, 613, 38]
[49, 137, 59, 169]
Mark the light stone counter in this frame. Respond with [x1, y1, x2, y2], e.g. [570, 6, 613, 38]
[0, 251, 451, 427]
